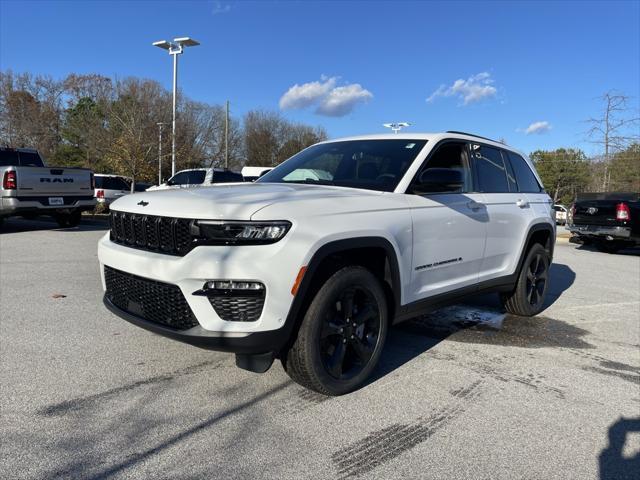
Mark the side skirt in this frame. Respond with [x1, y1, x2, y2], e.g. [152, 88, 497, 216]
[393, 275, 516, 324]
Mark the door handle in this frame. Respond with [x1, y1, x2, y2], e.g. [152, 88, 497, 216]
[516, 198, 529, 208]
[467, 200, 483, 210]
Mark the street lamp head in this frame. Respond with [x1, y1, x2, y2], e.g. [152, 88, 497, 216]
[174, 37, 200, 47]
[152, 40, 171, 50]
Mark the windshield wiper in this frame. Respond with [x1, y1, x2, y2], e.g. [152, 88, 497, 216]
[285, 179, 335, 186]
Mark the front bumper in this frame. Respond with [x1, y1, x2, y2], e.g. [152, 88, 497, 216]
[103, 295, 288, 354]
[568, 224, 631, 239]
[98, 230, 306, 339]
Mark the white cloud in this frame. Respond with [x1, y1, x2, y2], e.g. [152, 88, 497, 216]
[211, 1, 231, 15]
[279, 76, 337, 110]
[427, 72, 497, 105]
[316, 84, 373, 117]
[522, 121, 552, 135]
[279, 76, 372, 117]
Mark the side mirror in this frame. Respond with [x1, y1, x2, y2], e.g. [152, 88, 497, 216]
[413, 168, 464, 194]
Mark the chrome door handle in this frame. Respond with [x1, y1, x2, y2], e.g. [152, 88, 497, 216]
[467, 200, 483, 210]
[516, 198, 529, 208]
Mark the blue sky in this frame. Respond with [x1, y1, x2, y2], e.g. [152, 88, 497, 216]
[1, 0, 638, 155]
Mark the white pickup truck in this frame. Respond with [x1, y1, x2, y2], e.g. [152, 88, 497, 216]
[0, 147, 96, 227]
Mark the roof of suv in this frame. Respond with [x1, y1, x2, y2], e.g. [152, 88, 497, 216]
[320, 132, 525, 157]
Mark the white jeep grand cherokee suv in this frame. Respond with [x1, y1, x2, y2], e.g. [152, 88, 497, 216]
[98, 132, 554, 395]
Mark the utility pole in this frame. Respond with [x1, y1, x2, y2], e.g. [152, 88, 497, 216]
[225, 100, 230, 169]
[157, 122, 165, 185]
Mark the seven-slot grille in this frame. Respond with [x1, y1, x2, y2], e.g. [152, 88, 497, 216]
[110, 211, 194, 256]
[104, 266, 198, 330]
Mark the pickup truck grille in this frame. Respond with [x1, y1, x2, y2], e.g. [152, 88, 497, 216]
[109, 211, 194, 256]
[104, 266, 198, 330]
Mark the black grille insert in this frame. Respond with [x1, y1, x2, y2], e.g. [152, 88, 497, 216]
[104, 266, 198, 330]
[208, 292, 265, 322]
[110, 211, 195, 256]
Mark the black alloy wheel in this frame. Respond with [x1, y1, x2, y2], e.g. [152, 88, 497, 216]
[319, 286, 381, 380]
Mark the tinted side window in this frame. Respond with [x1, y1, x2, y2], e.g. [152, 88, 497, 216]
[507, 152, 542, 192]
[213, 171, 243, 183]
[169, 172, 190, 185]
[186, 170, 206, 184]
[472, 145, 509, 193]
[0, 150, 20, 166]
[414, 142, 471, 193]
[104, 177, 130, 190]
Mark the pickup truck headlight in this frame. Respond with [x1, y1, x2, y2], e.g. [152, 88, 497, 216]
[196, 220, 291, 245]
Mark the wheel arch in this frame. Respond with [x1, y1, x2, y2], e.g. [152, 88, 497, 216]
[279, 236, 402, 356]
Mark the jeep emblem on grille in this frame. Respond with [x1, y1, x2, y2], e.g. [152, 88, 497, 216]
[587, 207, 598, 215]
[137, 200, 149, 206]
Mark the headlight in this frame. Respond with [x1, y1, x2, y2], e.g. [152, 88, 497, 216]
[196, 220, 291, 245]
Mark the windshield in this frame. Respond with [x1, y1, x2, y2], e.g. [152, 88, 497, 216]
[257, 139, 428, 192]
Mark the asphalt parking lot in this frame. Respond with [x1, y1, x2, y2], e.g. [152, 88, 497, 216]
[1, 218, 639, 479]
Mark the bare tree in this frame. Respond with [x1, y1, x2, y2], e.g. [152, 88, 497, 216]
[586, 91, 640, 190]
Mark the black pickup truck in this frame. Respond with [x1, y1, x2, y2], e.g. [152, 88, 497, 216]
[568, 192, 639, 253]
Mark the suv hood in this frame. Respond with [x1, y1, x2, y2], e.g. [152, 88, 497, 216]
[109, 182, 383, 220]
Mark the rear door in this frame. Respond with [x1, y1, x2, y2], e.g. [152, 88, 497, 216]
[406, 140, 487, 300]
[471, 144, 535, 283]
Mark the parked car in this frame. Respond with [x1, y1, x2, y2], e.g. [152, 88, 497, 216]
[0, 147, 96, 227]
[94, 174, 131, 208]
[98, 131, 555, 395]
[146, 168, 243, 191]
[553, 204, 568, 225]
[241, 166, 273, 182]
[568, 192, 639, 253]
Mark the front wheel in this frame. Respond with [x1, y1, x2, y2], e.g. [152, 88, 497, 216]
[501, 243, 550, 317]
[284, 266, 388, 396]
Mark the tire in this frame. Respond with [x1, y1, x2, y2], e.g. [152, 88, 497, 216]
[55, 211, 82, 228]
[284, 266, 388, 396]
[501, 243, 550, 317]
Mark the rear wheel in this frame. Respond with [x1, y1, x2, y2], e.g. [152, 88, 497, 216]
[501, 243, 550, 317]
[284, 266, 388, 396]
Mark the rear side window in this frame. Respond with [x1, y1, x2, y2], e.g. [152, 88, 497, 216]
[186, 170, 206, 184]
[213, 171, 243, 183]
[472, 144, 509, 193]
[507, 152, 542, 192]
[0, 150, 19, 166]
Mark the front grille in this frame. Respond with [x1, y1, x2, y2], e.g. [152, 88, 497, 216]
[109, 211, 195, 256]
[208, 294, 265, 322]
[104, 266, 198, 330]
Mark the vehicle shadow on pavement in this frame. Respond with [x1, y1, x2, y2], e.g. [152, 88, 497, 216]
[599, 417, 640, 480]
[575, 243, 640, 256]
[0, 217, 108, 233]
[371, 262, 578, 383]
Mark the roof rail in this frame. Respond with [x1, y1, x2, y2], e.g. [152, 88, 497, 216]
[445, 131, 503, 144]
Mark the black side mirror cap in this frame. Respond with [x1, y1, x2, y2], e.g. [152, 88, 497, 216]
[413, 168, 464, 194]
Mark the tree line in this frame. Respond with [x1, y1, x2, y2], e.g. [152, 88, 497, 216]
[530, 91, 639, 205]
[1, 71, 637, 202]
[0, 70, 327, 186]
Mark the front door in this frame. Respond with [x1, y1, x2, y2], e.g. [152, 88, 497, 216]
[405, 141, 488, 301]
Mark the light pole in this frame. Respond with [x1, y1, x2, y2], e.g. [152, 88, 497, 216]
[157, 122, 165, 185]
[383, 122, 410, 134]
[152, 37, 200, 176]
